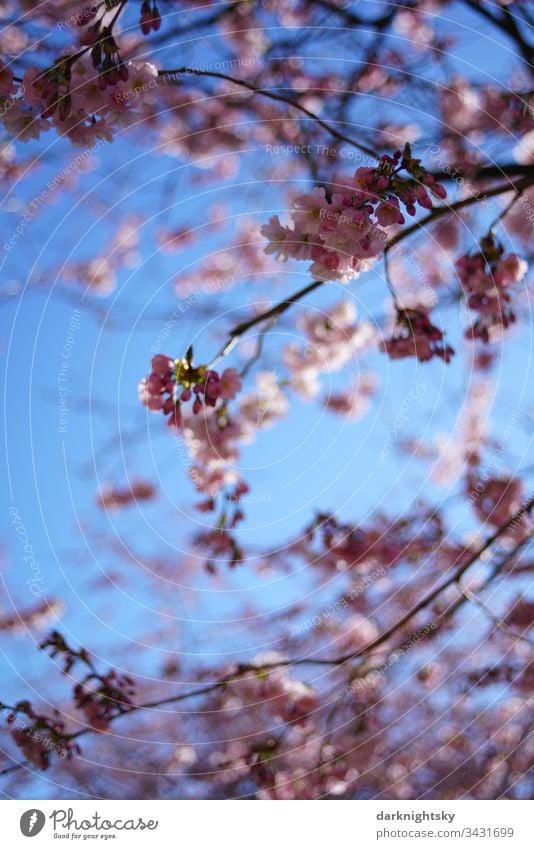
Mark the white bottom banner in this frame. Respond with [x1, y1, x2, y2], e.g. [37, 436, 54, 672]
[0, 800, 531, 848]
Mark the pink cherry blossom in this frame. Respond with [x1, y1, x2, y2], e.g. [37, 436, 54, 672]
[219, 368, 242, 400]
[456, 236, 527, 342]
[381, 306, 454, 363]
[324, 373, 377, 421]
[262, 146, 446, 282]
[151, 353, 175, 375]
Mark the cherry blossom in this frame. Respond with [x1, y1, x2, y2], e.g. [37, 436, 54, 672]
[283, 300, 376, 399]
[97, 481, 156, 511]
[1, 0, 533, 804]
[381, 306, 454, 363]
[324, 373, 378, 421]
[73, 670, 136, 731]
[456, 236, 527, 342]
[468, 475, 532, 541]
[139, 350, 242, 430]
[261, 147, 446, 283]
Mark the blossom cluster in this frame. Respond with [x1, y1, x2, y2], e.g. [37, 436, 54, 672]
[42, 630, 136, 732]
[381, 306, 454, 363]
[430, 381, 492, 486]
[139, 304, 378, 509]
[261, 146, 446, 282]
[456, 236, 527, 342]
[7, 703, 79, 770]
[183, 371, 289, 499]
[0, 599, 64, 634]
[441, 79, 534, 149]
[3, 630, 138, 768]
[73, 670, 136, 731]
[301, 509, 445, 572]
[138, 352, 242, 430]
[194, 527, 244, 573]
[138, 350, 291, 502]
[283, 300, 376, 399]
[467, 474, 532, 541]
[2, 58, 159, 146]
[225, 654, 319, 726]
[138, 352, 269, 512]
[324, 373, 377, 421]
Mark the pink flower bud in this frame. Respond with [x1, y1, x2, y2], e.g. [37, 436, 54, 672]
[147, 372, 164, 392]
[151, 354, 174, 375]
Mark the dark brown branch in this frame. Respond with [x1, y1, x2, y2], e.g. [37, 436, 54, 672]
[433, 164, 534, 182]
[157, 68, 378, 158]
[386, 177, 534, 250]
[317, 497, 534, 667]
[3, 495, 532, 784]
[208, 279, 323, 368]
[208, 178, 533, 367]
[461, 0, 533, 74]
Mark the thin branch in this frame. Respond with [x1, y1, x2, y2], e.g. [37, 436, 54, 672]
[240, 317, 275, 379]
[311, 496, 534, 666]
[109, 0, 128, 30]
[460, 0, 534, 74]
[495, 720, 534, 799]
[205, 177, 534, 369]
[0, 762, 24, 777]
[383, 249, 401, 307]
[489, 186, 527, 232]
[157, 68, 379, 159]
[459, 583, 534, 647]
[433, 164, 534, 182]
[386, 178, 534, 251]
[207, 279, 323, 369]
[2, 499, 532, 782]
